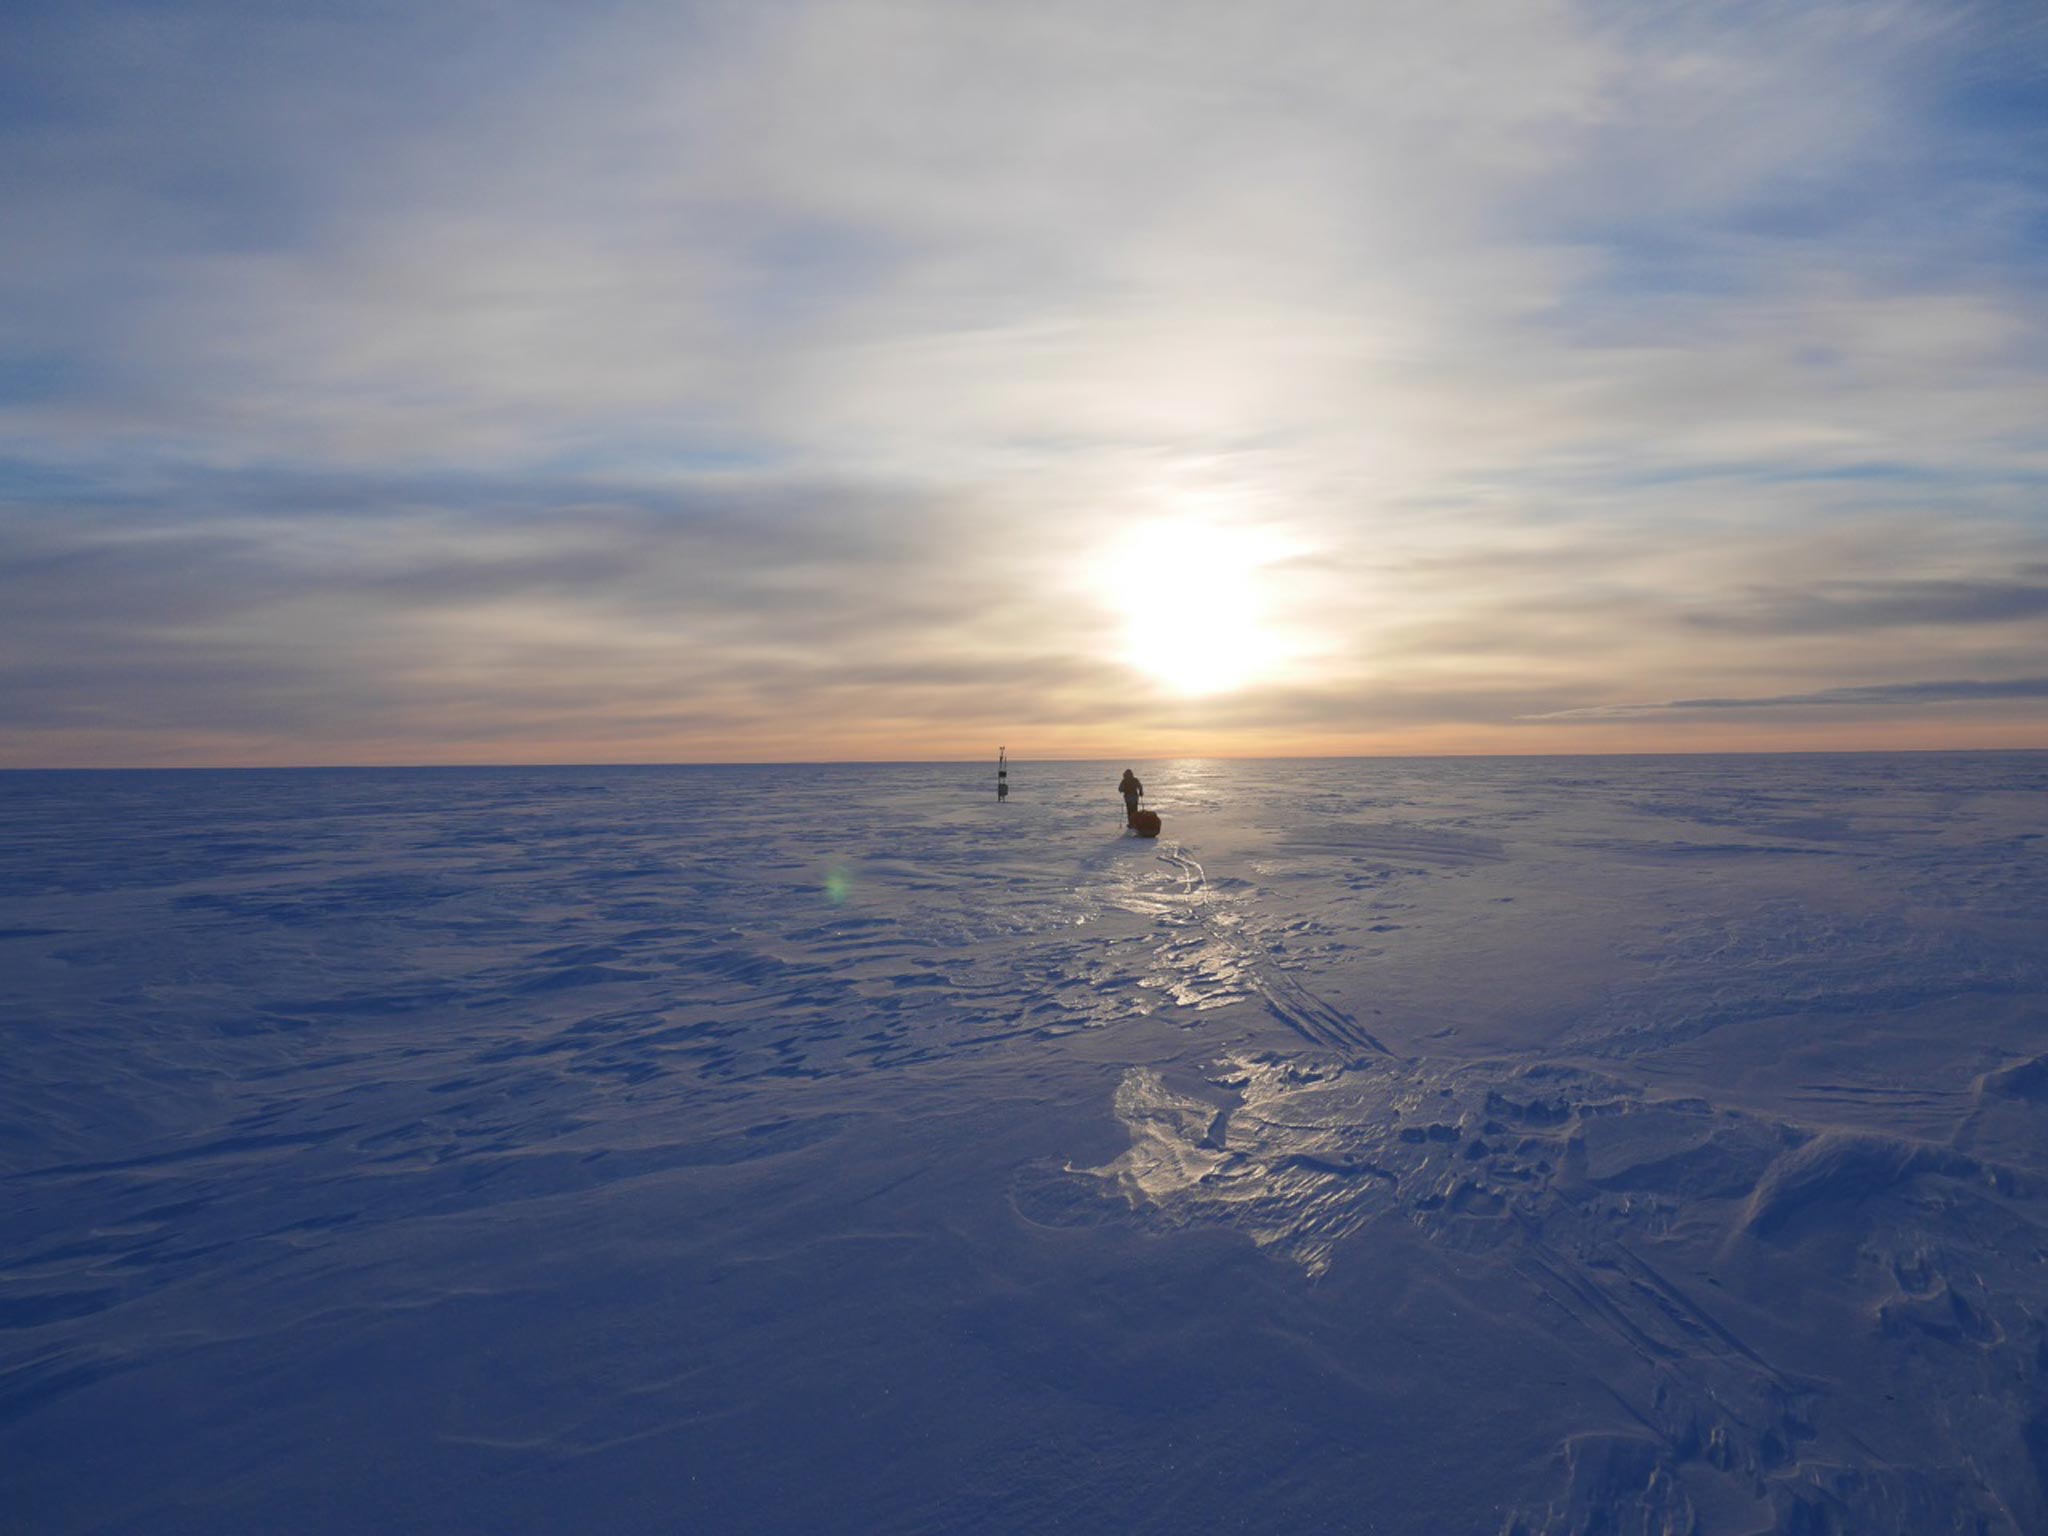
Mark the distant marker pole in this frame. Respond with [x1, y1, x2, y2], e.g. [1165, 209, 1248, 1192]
[996, 745, 1008, 799]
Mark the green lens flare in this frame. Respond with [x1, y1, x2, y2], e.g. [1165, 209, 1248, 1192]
[823, 867, 851, 905]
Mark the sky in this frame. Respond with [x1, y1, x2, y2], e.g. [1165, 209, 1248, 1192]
[3, 0, 2047, 766]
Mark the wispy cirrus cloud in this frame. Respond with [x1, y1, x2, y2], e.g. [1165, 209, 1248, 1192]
[1684, 575, 2048, 634]
[1526, 677, 2048, 722]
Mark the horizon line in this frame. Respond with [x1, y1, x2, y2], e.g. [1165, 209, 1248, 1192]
[6, 744, 2048, 773]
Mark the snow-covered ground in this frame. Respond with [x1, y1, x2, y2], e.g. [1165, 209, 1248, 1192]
[4, 755, 2045, 1533]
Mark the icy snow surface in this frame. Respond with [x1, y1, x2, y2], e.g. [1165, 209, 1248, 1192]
[4, 755, 2047, 1534]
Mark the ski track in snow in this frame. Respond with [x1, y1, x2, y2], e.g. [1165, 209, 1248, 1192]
[3, 755, 2047, 1534]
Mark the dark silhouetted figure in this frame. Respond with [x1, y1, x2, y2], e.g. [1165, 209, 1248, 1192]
[1117, 768, 1143, 827]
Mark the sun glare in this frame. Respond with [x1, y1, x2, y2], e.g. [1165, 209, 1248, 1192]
[1104, 521, 1292, 696]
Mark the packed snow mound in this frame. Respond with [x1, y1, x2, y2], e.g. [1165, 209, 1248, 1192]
[1738, 1131, 1982, 1240]
[1977, 1052, 2048, 1102]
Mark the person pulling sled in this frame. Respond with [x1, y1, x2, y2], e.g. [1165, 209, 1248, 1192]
[1118, 769, 1161, 837]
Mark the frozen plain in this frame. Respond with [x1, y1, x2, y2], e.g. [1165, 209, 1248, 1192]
[3, 754, 2046, 1534]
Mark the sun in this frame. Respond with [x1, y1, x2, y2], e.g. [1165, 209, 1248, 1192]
[1102, 521, 1292, 696]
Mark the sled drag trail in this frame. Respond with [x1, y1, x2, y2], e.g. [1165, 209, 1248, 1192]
[1153, 837, 1393, 1060]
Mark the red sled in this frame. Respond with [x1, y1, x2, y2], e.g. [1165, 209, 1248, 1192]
[1130, 809, 1162, 838]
